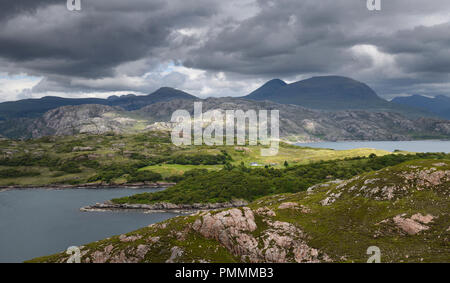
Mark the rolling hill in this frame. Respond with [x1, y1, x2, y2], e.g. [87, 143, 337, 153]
[0, 87, 197, 120]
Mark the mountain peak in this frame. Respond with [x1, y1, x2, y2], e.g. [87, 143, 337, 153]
[153, 86, 177, 93]
[308, 75, 356, 81]
[244, 75, 386, 110]
[264, 78, 287, 87]
[149, 87, 196, 99]
[294, 75, 369, 88]
[245, 79, 287, 100]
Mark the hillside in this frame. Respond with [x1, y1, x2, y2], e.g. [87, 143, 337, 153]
[244, 76, 433, 117]
[0, 104, 148, 139]
[2, 97, 448, 141]
[392, 95, 450, 120]
[107, 87, 197, 111]
[138, 98, 450, 142]
[0, 131, 390, 188]
[29, 159, 450, 263]
[245, 79, 287, 100]
[107, 152, 449, 205]
[0, 96, 106, 120]
[0, 87, 197, 120]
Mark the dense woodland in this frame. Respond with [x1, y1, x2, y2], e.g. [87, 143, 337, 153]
[112, 152, 450, 204]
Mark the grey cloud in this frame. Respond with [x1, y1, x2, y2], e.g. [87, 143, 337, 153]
[0, 0, 61, 21]
[183, 0, 450, 97]
[1, 0, 450, 99]
[0, 0, 218, 80]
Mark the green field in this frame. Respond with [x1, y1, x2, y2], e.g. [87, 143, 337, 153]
[140, 164, 222, 177]
[0, 131, 394, 187]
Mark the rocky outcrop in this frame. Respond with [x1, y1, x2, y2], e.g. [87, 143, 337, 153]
[320, 165, 450, 203]
[192, 207, 330, 263]
[80, 199, 248, 213]
[390, 213, 436, 235]
[166, 246, 184, 263]
[278, 202, 311, 213]
[145, 122, 177, 131]
[27, 104, 143, 138]
[411, 213, 435, 224]
[400, 168, 450, 189]
[89, 243, 151, 264]
[278, 202, 298, 209]
[393, 215, 430, 235]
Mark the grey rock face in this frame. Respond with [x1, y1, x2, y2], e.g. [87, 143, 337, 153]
[29, 104, 139, 138]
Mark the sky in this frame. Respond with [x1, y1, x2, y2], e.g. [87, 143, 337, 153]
[0, 0, 450, 102]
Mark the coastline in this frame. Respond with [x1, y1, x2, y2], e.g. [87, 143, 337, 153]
[80, 199, 249, 214]
[0, 182, 176, 192]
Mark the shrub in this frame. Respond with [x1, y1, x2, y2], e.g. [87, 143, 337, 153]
[59, 161, 82, 174]
[0, 169, 40, 178]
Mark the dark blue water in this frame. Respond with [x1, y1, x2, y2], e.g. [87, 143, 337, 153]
[0, 187, 178, 263]
[296, 140, 450, 153]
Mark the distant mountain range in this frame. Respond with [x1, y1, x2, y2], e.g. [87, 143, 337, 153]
[392, 95, 450, 120]
[0, 75, 449, 140]
[0, 75, 437, 121]
[0, 87, 196, 120]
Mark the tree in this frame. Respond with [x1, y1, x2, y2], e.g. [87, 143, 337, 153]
[223, 161, 234, 171]
[284, 161, 289, 167]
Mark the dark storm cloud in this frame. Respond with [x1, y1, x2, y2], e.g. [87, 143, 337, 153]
[184, 0, 367, 75]
[0, 0, 61, 21]
[377, 22, 450, 73]
[185, 0, 446, 75]
[0, 0, 217, 80]
[0, 0, 450, 99]
[183, 0, 450, 97]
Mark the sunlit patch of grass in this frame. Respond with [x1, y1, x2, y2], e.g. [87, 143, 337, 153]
[140, 164, 222, 177]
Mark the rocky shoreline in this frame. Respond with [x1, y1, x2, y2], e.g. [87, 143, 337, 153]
[80, 199, 249, 214]
[0, 182, 176, 191]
